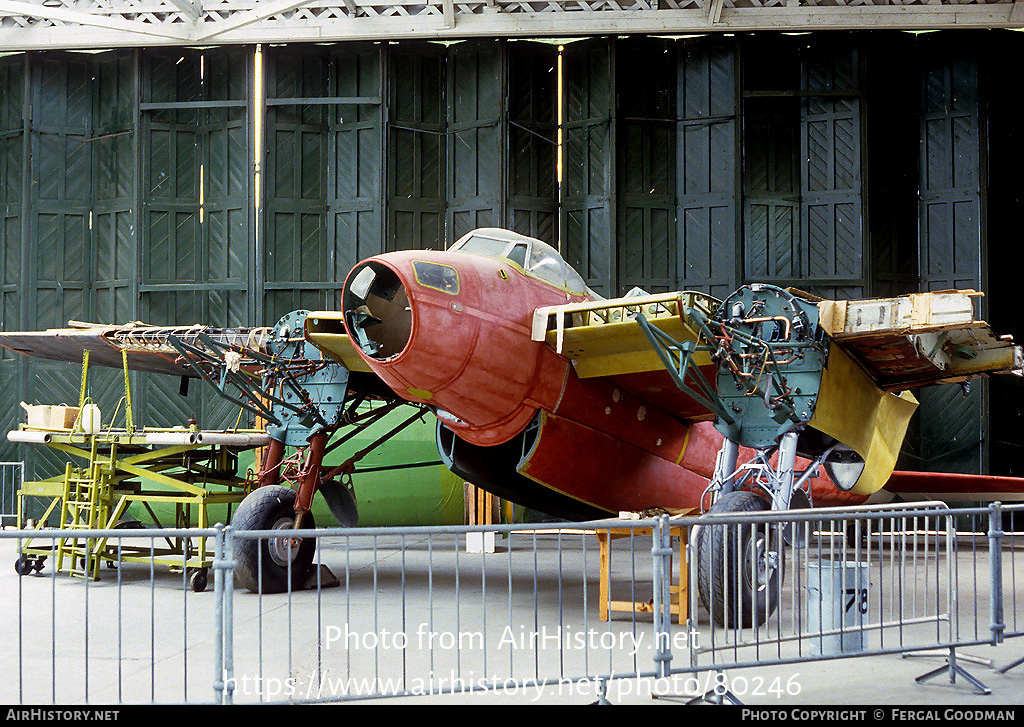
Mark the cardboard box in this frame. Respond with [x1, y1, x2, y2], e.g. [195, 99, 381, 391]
[20, 402, 79, 430]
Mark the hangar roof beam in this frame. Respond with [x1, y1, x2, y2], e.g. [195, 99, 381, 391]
[0, 0, 1022, 51]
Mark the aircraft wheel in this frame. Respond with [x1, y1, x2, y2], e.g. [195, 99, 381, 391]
[232, 486, 316, 594]
[696, 490, 783, 628]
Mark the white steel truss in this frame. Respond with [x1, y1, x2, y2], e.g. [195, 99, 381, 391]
[0, 0, 1022, 50]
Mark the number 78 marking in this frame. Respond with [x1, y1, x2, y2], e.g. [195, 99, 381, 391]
[845, 588, 868, 614]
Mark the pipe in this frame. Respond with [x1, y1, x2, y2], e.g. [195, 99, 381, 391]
[7, 430, 52, 444]
[258, 437, 286, 489]
[296, 431, 328, 515]
[195, 432, 272, 446]
[144, 432, 201, 445]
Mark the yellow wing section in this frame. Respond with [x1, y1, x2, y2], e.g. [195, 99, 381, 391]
[304, 311, 374, 373]
[530, 291, 719, 379]
[809, 344, 919, 496]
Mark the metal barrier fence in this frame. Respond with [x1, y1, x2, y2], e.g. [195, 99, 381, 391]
[1, 526, 230, 705]
[219, 520, 681, 704]
[996, 503, 1024, 676]
[0, 502, 1020, 705]
[0, 461, 23, 526]
[0, 520, 675, 705]
[671, 501, 1014, 702]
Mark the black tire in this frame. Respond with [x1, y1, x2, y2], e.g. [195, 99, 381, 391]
[14, 556, 34, 576]
[696, 490, 783, 628]
[187, 567, 209, 593]
[232, 486, 316, 594]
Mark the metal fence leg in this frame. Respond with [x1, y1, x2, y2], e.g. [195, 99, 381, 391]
[592, 677, 612, 705]
[914, 504, 1004, 697]
[223, 526, 236, 705]
[990, 503, 1006, 648]
[996, 655, 1024, 674]
[212, 524, 236, 704]
[685, 670, 742, 706]
[914, 646, 991, 695]
[213, 523, 225, 704]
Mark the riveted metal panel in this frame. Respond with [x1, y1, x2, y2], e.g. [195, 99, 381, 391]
[387, 44, 446, 253]
[507, 41, 558, 245]
[675, 37, 738, 301]
[561, 38, 614, 297]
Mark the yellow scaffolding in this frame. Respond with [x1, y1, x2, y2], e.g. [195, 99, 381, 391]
[11, 351, 266, 590]
[12, 428, 264, 589]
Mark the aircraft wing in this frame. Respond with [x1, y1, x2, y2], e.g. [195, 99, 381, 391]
[0, 322, 272, 377]
[531, 287, 1023, 426]
[531, 291, 722, 421]
[814, 289, 1024, 390]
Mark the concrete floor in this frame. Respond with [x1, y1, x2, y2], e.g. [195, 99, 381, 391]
[1, 527, 1022, 707]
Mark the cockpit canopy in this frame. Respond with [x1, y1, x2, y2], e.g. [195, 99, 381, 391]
[449, 228, 596, 299]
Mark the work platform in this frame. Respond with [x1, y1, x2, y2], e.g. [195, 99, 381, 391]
[10, 425, 266, 591]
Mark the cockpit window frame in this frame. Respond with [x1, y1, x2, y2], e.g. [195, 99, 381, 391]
[413, 260, 461, 295]
[449, 231, 593, 298]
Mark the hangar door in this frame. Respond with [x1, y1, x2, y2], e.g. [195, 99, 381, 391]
[560, 36, 867, 302]
[915, 47, 986, 476]
[260, 41, 558, 326]
[139, 47, 256, 431]
[558, 34, 988, 477]
[0, 41, 560, 473]
[0, 51, 150, 474]
[0, 48, 256, 473]
[0, 36, 994, 482]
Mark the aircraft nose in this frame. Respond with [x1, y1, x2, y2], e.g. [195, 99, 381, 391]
[343, 260, 413, 361]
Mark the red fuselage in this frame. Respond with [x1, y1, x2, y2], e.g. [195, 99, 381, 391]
[343, 249, 583, 447]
